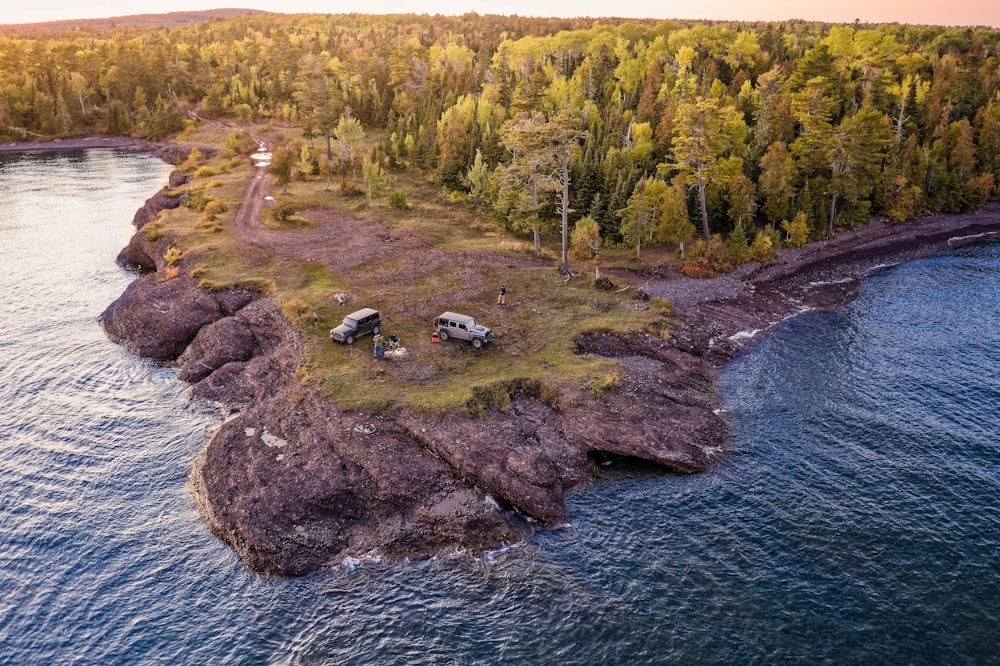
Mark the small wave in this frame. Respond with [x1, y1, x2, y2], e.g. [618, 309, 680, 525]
[806, 277, 857, 288]
[728, 329, 761, 343]
[336, 551, 386, 572]
[948, 231, 1000, 248]
[483, 539, 528, 563]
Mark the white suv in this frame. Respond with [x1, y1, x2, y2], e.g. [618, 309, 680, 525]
[434, 312, 492, 348]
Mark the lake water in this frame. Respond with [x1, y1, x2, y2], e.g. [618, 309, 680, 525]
[1, 151, 998, 664]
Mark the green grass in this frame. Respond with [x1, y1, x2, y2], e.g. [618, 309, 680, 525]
[298, 261, 670, 414]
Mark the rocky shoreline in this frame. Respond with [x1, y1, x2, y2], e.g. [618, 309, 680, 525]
[98, 151, 1000, 575]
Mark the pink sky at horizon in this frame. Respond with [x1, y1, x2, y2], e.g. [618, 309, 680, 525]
[4, 0, 998, 28]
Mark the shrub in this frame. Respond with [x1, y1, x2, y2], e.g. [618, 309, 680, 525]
[964, 173, 994, 211]
[679, 261, 718, 279]
[283, 298, 317, 324]
[747, 232, 777, 263]
[707, 234, 725, 258]
[179, 148, 203, 171]
[724, 224, 749, 265]
[144, 226, 164, 242]
[205, 179, 223, 189]
[224, 129, 258, 156]
[161, 266, 180, 281]
[650, 297, 673, 313]
[273, 202, 296, 223]
[888, 185, 924, 223]
[387, 187, 408, 209]
[234, 103, 254, 122]
[204, 199, 227, 218]
[686, 239, 707, 259]
[164, 246, 183, 265]
[194, 166, 217, 178]
[143, 99, 184, 140]
[780, 212, 810, 247]
[186, 190, 213, 212]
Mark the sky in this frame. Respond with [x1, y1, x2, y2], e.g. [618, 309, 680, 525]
[3, 0, 998, 28]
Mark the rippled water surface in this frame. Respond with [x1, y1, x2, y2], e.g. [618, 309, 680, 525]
[2, 151, 998, 664]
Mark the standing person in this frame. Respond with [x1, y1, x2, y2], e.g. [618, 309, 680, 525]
[497, 284, 506, 305]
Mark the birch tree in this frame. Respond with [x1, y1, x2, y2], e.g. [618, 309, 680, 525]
[333, 109, 364, 189]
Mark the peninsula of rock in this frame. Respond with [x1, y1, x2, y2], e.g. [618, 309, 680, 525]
[100, 149, 1000, 576]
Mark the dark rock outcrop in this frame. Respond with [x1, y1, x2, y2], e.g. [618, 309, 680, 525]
[177, 316, 256, 382]
[100, 275, 254, 360]
[131, 190, 181, 230]
[102, 259, 728, 574]
[185, 296, 520, 575]
[117, 232, 162, 272]
[119, 189, 183, 271]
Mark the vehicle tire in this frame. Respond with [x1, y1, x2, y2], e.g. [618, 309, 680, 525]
[372, 325, 380, 335]
[472, 338, 482, 349]
[438, 330, 448, 341]
[346, 335, 355, 345]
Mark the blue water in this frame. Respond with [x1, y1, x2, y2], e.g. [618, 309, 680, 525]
[1, 151, 999, 664]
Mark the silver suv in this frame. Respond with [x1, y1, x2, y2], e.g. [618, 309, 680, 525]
[330, 308, 381, 344]
[434, 311, 492, 348]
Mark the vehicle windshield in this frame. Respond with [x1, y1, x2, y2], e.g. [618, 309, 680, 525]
[343, 317, 357, 326]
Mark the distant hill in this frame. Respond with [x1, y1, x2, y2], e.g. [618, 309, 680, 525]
[0, 8, 271, 32]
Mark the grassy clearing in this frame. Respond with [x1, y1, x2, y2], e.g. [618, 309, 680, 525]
[299, 261, 672, 414]
[156, 124, 681, 415]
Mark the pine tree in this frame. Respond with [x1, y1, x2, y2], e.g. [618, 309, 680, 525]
[669, 96, 747, 243]
[759, 141, 796, 224]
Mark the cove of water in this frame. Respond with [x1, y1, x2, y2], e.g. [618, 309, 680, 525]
[1, 151, 998, 664]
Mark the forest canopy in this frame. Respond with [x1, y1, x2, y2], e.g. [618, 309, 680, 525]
[3, 12, 998, 247]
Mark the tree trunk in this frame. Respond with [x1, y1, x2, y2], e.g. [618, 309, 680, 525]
[828, 192, 838, 236]
[698, 178, 710, 243]
[895, 94, 906, 144]
[559, 161, 570, 274]
[325, 128, 333, 162]
[531, 179, 541, 256]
